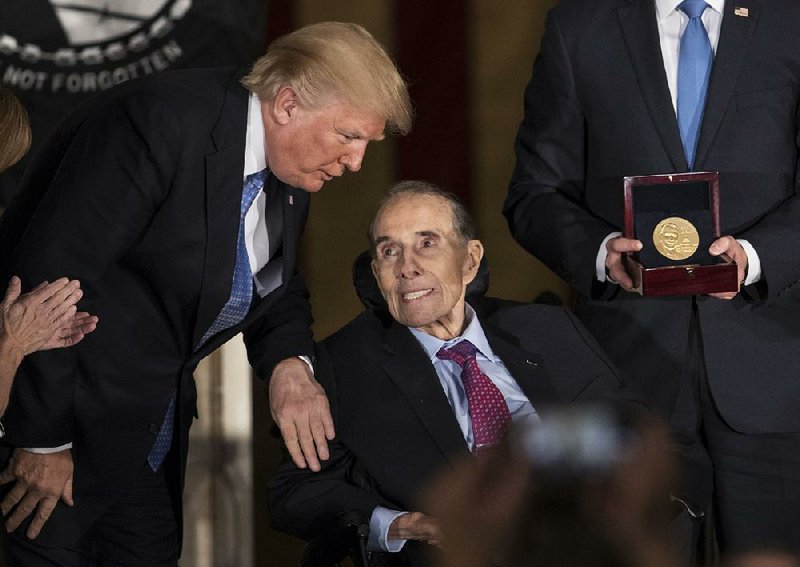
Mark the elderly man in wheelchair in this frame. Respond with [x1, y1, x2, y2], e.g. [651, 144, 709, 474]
[268, 180, 631, 566]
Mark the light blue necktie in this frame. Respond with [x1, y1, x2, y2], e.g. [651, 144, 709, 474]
[147, 169, 268, 471]
[677, 0, 713, 169]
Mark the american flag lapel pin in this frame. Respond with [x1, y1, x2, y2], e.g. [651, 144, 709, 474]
[289, 195, 294, 205]
[734, 7, 749, 17]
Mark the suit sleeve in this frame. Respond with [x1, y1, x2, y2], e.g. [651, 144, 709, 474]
[243, 270, 315, 380]
[268, 341, 390, 540]
[737, 93, 800, 298]
[2, 93, 181, 446]
[504, 11, 616, 299]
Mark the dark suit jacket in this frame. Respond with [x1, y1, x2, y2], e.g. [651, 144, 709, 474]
[504, 0, 800, 435]
[269, 299, 625, 566]
[0, 67, 314, 545]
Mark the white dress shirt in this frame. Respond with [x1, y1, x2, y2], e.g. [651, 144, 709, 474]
[596, 0, 762, 286]
[244, 93, 285, 298]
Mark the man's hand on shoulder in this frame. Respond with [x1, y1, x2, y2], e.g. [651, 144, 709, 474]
[0, 448, 74, 539]
[388, 512, 443, 548]
[708, 236, 748, 300]
[269, 357, 334, 472]
[605, 236, 642, 291]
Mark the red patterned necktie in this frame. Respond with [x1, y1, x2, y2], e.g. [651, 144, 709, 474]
[437, 339, 512, 452]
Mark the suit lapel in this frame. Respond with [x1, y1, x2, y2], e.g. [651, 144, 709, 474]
[278, 178, 297, 291]
[237, 174, 297, 327]
[381, 322, 470, 466]
[694, 0, 760, 168]
[483, 322, 565, 408]
[193, 163, 303, 357]
[192, 78, 249, 350]
[618, 0, 688, 171]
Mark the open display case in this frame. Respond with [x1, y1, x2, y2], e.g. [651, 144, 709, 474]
[622, 171, 738, 296]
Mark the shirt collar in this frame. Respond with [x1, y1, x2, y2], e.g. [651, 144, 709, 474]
[408, 304, 498, 363]
[244, 93, 267, 178]
[655, 0, 725, 21]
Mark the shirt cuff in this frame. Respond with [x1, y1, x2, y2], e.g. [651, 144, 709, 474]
[369, 506, 408, 552]
[737, 239, 761, 285]
[596, 232, 622, 282]
[297, 355, 314, 375]
[25, 443, 72, 454]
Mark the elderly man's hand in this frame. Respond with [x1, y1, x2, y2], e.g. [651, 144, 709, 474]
[1, 277, 92, 356]
[707, 236, 748, 300]
[388, 512, 443, 548]
[0, 449, 74, 540]
[605, 236, 643, 291]
[269, 357, 335, 472]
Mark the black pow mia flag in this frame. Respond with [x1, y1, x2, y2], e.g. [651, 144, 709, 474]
[0, 0, 269, 206]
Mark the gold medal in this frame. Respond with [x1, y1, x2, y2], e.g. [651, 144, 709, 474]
[652, 217, 699, 261]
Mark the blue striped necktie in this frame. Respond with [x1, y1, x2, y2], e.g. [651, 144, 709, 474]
[197, 169, 267, 346]
[147, 169, 268, 471]
[677, 0, 713, 169]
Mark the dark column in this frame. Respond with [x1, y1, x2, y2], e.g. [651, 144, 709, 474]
[396, 2, 472, 202]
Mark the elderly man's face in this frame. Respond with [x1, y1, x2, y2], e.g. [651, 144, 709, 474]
[263, 88, 385, 192]
[371, 194, 483, 340]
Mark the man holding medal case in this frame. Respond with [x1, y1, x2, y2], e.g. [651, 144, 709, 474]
[505, 0, 800, 557]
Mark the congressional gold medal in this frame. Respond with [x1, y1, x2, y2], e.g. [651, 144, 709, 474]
[652, 217, 699, 261]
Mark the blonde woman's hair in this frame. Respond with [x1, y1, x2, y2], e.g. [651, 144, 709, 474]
[242, 21, 412, 135]
[0, 86, 32, 172]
